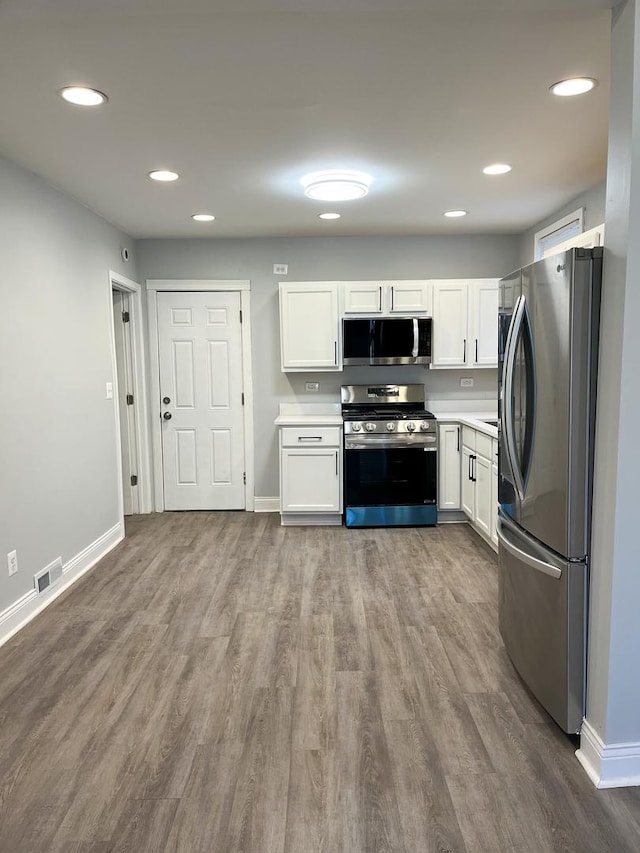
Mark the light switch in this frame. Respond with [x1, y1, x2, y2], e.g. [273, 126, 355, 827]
[106, 382, 114, 399]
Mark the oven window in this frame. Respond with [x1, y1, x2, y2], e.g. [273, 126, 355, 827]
[345, 447, 437, 507]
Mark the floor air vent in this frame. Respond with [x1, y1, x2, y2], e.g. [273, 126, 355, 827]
[34, 557, 63, 594]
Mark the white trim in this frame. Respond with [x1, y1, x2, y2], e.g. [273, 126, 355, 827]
[534, 207, 584, 260]
[109, 271, 153, 514]
[0, 523, 123, 649]
[576, 719, 640, 788]
[147, 279, 250, 292]
[146, 280, 254, 513]
[254, 497, 280, 512]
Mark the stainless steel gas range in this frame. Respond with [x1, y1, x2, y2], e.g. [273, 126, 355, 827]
[341, 384, 438, 528]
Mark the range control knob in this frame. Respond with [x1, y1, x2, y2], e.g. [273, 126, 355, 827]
[386, 422, 396, 432]
[419, 421, 430, 431]
[365, 422, 376, 432]
[406, 422, 416, 433]
[351, 422, 362, 432]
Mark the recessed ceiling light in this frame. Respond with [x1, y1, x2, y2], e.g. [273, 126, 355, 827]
[483, 163, 512, 175]
[148, 169, 180, 182]
[192, 213, 215, 222]
[444, 210, 468, 218]
[59, 86, 108, 106]
[319, 212, 341, 220]
[301, 170, 372, 201]
[550, 77, 598, 97]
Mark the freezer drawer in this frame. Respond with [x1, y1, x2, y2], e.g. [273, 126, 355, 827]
[497, 514, 586, 733]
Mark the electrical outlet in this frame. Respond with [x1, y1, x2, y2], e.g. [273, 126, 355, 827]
[460, 377, 474, 388]
[7, 550, 17, 577]
[273, 263, 288, 275]
[105, 381, 113, 399]
[305, 382, 320, 392]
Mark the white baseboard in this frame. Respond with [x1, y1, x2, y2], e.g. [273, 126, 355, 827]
[280, 512, 343, 526]
[254, 496, 280, 513]
[0, 522, 124, 649]
[576, 719, 640, 788]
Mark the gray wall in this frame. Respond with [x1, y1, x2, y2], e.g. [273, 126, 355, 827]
[518, 180, 607, 267]
[0, 156, 136, 615]
[586, 0, 640, 746]
[136, 234, 519, 497]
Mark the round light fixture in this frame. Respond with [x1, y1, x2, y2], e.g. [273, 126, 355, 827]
[148, 169, 180, 182]
[319, 212, 341, 220]
[301, 170, 372, 201]
[191, 213, 215, 222]
[550, 77, 597, 97]
[483, 163, 512, 175]
[59, 86, 108, 106]
[444, 210, 468, 218]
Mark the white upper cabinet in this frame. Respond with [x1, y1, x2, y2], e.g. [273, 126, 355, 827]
[388, 281, 432, 314]
[343, 282, 384, 314]
[432, 278, 498, 368]
[431, 281, 469, 366]
[470, 280, 499, 366]
[342, 280, 432, 316]
[280, 282, 341, 371]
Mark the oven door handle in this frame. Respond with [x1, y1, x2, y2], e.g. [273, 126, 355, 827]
[345, 441, 438, 450]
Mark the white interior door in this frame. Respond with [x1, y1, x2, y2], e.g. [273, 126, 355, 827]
[113, 290, 139, 515]
[157, 292, 245, 511]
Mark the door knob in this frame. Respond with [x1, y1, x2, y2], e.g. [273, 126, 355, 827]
[162, 396, 171, 404]
[163, 412, 172, 420]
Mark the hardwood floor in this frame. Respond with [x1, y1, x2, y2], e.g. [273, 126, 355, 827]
[0, 512, 639, 852]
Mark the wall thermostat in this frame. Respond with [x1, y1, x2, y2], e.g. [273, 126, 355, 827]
[121, 247, 130, 263]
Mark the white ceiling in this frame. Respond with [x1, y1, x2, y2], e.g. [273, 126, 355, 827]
[0, 1, 612, 238]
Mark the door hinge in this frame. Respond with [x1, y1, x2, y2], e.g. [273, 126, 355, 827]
[243, 472, 246, 484]
[122, 311, 130, 323]
[241, 392, 245, 406]
[126, 393, 134, 406]
[240, 310, 243, 324]
[130, 474, 138, 486]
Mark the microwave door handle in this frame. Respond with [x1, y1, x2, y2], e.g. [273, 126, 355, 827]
[412, 318, 419, 358]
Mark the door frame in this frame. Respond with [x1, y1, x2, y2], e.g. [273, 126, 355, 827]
[108, 270, 153, 517]
[146, 279, 254, 513]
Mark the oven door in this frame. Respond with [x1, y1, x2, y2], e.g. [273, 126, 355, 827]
[344, 440, 438, 527]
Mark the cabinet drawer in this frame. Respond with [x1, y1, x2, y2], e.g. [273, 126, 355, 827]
[281, 426, 341, 447]
[475, 431, 492, 460]
[461, 426, 476, 451]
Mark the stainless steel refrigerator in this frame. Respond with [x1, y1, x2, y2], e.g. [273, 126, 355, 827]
[497, 247, 602, 733]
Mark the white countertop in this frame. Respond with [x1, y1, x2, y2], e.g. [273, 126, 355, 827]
[435, 412, 499, 438]
[275, 402, 342, 427]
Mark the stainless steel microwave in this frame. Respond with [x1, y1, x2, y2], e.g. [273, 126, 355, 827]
[342, 317, 432, 365]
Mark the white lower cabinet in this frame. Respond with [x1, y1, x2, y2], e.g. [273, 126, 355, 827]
[278, 423, 342, 524]
[281, 448, 340, 512]
[491, 462, 498, 546]
[461, 445, 476, 519]
[474, 453, 492, 538]
[438, 424, 461, 509]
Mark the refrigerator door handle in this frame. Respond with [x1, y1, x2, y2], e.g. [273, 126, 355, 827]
[496, 518, 562, 580]
[503, 294, 527, 501]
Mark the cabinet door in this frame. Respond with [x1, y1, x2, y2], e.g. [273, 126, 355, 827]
[281, 447, 341, 512]
[470, 280, 499, 366]
[491, 463, 498, 546]
[388, 281, 432, 314]
[461, 445, 475, 519]
[432, 281, 469, 366]
[474, 453, 492, 537]
[343, 282, 384, 314]
[438, 424, 461, 509]
[280, 283, 340, 371]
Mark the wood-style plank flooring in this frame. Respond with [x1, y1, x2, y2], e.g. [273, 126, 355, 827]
[1, 512, 639, 852]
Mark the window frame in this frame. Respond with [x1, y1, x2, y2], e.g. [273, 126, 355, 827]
[534, 207, 585, 261]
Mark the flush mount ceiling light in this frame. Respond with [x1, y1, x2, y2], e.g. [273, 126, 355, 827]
[444, 209, 468, 218]
[59, 86, 108, 106]
[483, 163, 512, 175]
[550, 77, 598, 97]
[148, 169, 180, 182]
[301, 170, 372, 201]
[192, 213, 215, 222]
[319, 212, 341, 220]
